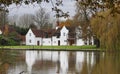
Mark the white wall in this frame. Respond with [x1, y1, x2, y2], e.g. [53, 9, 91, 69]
[26, 29, 36, 45]
[52, 36, 59, 46]
[35, 37, 42, 45]
[42, 38, 52, 46]
[76, 39, 84, 46]
[60, 38, 68, 45]
[60, 26, 68, 45]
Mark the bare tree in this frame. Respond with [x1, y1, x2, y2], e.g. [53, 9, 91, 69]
[0, 10, 8, 25]
[74, 1, 94, 45]
[33, 7, 50, 29]
[16, 14, 34, 28]
[8, 14, 18, 25]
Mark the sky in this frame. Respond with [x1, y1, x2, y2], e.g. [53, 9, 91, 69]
[8, 0, 76, 20]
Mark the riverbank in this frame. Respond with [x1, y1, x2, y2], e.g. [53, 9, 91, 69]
[0, 45, 101, 51]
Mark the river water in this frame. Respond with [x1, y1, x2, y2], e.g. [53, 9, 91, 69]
[0, 50, 120, 74]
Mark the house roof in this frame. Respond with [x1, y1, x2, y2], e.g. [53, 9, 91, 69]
[53, 27, 62, 36]
[31, 29, 44, 37]
[30, 25, 76, 38]
[52, 26, 72, 38]
[31, 29, 56, 37]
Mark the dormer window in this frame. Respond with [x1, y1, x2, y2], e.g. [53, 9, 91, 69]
[29, 33, 31, 36]
[63, 33, 66, 36]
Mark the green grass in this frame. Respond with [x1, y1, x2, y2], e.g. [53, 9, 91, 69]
[0, 45, 98, 51]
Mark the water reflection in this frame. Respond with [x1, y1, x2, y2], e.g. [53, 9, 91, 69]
[8, 63, 26, 74]
[5, 50, 120, 74]
[0, 50, 20, 74]
[25, 51, 97, 74]
[26, 51, 37, 74]
[25, 51, 69, 74]
[76, 52, 84, 73]
[60, 51, 69, 74]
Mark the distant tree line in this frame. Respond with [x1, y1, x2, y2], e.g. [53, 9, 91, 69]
[10, 7, 53, 29]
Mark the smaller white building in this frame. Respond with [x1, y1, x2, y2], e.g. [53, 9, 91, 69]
[76, 39, 84, 46]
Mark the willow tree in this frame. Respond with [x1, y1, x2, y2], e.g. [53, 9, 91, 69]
[91, 10, 120, 50]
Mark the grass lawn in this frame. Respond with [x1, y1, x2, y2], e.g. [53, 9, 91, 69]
[0, 45, 99, 51]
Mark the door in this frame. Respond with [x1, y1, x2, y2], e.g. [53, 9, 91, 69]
[58, 40, 60, 46]
[37, 41, 40, 46]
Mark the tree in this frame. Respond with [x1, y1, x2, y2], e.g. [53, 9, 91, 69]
[0, 10, 8, 25]
[73, 1, 93, 45]
[8, 14, 18, 25]
[33, 7, 50, 29]
[75, 0, 120, 14]
[59, 19, 73, 27]
[0, 0, 119, 14]
[0, 0, 49, 7]
[91, 10, 120, 50]
[13, 25, 29, 35]
[16, 14, 34, 28]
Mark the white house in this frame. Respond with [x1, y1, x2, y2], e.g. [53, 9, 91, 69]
[25, 26, 93, 46]
[26, 26, 69, 46]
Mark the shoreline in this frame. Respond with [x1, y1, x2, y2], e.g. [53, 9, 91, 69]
[0, 48, 102, 52]
[0, 45, 104, 52]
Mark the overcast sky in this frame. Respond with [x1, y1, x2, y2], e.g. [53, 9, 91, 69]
[8, 0, 76, 20]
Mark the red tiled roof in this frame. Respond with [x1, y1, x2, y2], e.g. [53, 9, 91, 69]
[31, 29, 56, 37]
[30, 26, 76, 38]
[31, 29, 44, 37]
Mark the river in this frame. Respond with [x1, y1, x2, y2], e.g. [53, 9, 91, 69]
[0, 50, 119, 74]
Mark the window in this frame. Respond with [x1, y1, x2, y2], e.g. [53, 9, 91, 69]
[63, 33, 66, 36]
[57, 33, 60, 38]
[29, 33, 31, 36]
[29, 40, 31, 43]
[64, 40, 67, 42]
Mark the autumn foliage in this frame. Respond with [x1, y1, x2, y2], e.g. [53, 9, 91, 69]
[59, 19, 74, 27]
[91, 9, 120, 50]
